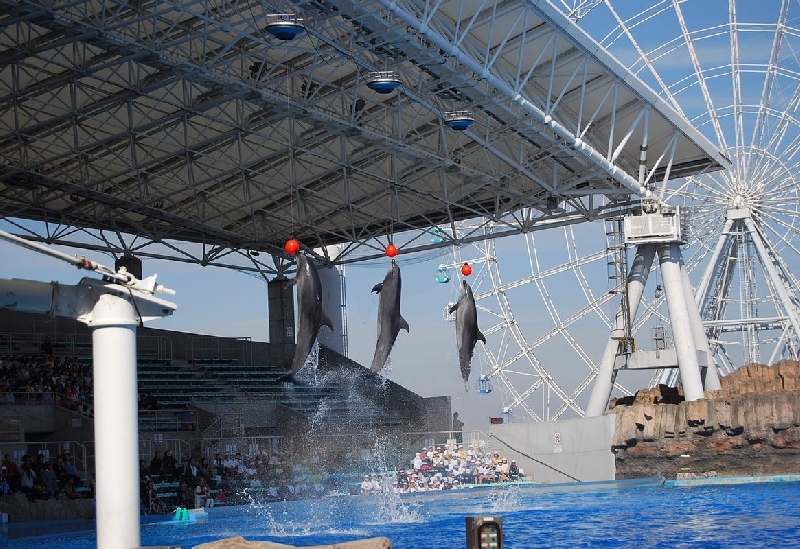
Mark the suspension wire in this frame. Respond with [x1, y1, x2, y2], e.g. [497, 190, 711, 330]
[288, 65, 296, 240]
[390, 181, 395, 243]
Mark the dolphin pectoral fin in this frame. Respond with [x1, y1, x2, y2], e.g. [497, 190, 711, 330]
[371, 282, 383, 294]
[448, 303, 460, 314]
[400, 316, 410, 332]
[321, 310, 335, 330]
[477, 330, 486, 343]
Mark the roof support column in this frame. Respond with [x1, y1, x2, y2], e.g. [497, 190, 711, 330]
[586, 243, 655, 416]
[658, 243, 705, 401]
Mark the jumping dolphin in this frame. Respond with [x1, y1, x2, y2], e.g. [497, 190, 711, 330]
[370, 259, 409, 373]
[448, 280, 485, 387]
[282, 253, 334, 381]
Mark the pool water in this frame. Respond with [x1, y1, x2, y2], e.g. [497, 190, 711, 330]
[8, 479, 800, 548]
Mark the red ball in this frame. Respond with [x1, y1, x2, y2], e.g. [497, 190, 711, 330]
[284, 239, 300, 255]
[461, 262, 472, 276]
[385, 244, 398, 258]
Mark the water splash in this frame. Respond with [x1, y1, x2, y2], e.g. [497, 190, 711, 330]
[373, 490, 423, 523]
[487, 484, 522, 512]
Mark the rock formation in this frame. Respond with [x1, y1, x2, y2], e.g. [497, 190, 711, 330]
[610, 360, 800, 479]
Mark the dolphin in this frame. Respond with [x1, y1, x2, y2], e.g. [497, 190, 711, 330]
[370, 259, 409, 373]
[448, 279, 486, 387]
[282, 253, 334, 381]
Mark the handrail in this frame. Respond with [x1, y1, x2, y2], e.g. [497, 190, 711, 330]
[139, 409, 197, 432]
[0, 440, 90, 479]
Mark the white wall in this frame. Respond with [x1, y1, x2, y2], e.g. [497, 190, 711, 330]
[489, 414, 616, 483]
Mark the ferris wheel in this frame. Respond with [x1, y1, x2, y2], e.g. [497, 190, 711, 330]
[442, 1, 800, 422]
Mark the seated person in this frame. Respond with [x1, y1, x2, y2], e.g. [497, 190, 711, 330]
[143, 479, 167, 514]
[509, 460, 520, 481]
[195, 477, 214, 508]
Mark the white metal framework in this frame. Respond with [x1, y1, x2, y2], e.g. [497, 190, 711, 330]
[448, 0, 800, 420]
[0, 0, 722, 275]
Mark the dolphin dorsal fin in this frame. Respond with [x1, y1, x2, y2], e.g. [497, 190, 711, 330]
[371, 282, 383, 294]
[477, 330, 486, 344]
[399, 316, 410, 332]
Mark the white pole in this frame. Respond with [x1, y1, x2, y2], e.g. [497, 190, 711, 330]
[586, 244, 656, 416]
[680, 260, 721, 391]
[659, 244, 705, 401]
[91, 294, 142, 549]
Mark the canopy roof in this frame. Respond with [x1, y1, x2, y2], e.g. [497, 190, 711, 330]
[0, 0, 727, 269]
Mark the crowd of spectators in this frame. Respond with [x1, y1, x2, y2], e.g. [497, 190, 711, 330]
[1, 451, 89, 502]
[0, 353, 94, 415]
[140, 449, 335, 514]
[1, 348, 168, 416]
[362, 443, 526, 494]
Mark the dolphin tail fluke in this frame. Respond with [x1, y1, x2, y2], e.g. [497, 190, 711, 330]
[321, 310, 335, 330]
[371, 282, 383, 294]
[400, 316, 410, 332]
[477, 330, 486, 343]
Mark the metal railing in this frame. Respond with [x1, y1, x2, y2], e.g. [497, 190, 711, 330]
[139, 409, 197, 432]
[138, 437, 191, 468]
[0, 440, 90, 479]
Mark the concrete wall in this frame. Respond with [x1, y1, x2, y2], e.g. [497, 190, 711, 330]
[489, 415, 616, 483]
[4, 403, 54, 434]
[317, 262, 347, 355]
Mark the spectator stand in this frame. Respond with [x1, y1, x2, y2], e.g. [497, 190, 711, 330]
[0, 440, 91, 483]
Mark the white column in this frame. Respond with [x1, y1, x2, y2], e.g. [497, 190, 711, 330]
[659, 244, 704, 401]
[681, 260, 721, 391]
[91, 294, 141, 549]
[586, 244, 656, 416]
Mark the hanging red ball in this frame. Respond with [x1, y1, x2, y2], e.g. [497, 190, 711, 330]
[284, 238, 300, 255]
[385, 244, 398, 258]
[461, 262, 472, 276]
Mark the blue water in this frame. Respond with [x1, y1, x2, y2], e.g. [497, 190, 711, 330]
[8, 479, 800, 548]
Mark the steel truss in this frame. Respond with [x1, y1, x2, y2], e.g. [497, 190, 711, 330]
[0, 0, 721, 273]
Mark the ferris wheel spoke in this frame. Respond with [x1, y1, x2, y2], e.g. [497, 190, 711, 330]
[672, 0, 730, 152]
[755, 174, 800, 203]
[632, 299, 671, 335]
[529, 234, 605, 371]
[728, 0, 747, 178]
[473, 249, 607, 299]
[757, 209, 800, 252]
[602, 0, 685, 114]
[754, 213, 800, 292]
[748, 0, 791, 172]
[496, 374, 541, 421]
[566, 227, 612, 326]
[754, 94, 800, 178]
[754, 202, 800, 223]
[668, 177, 729, 205]
[505, 378, 544, 411]
[683, 213, 725, 267]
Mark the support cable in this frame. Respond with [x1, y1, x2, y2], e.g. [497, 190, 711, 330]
[491, 433, 581, 482]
